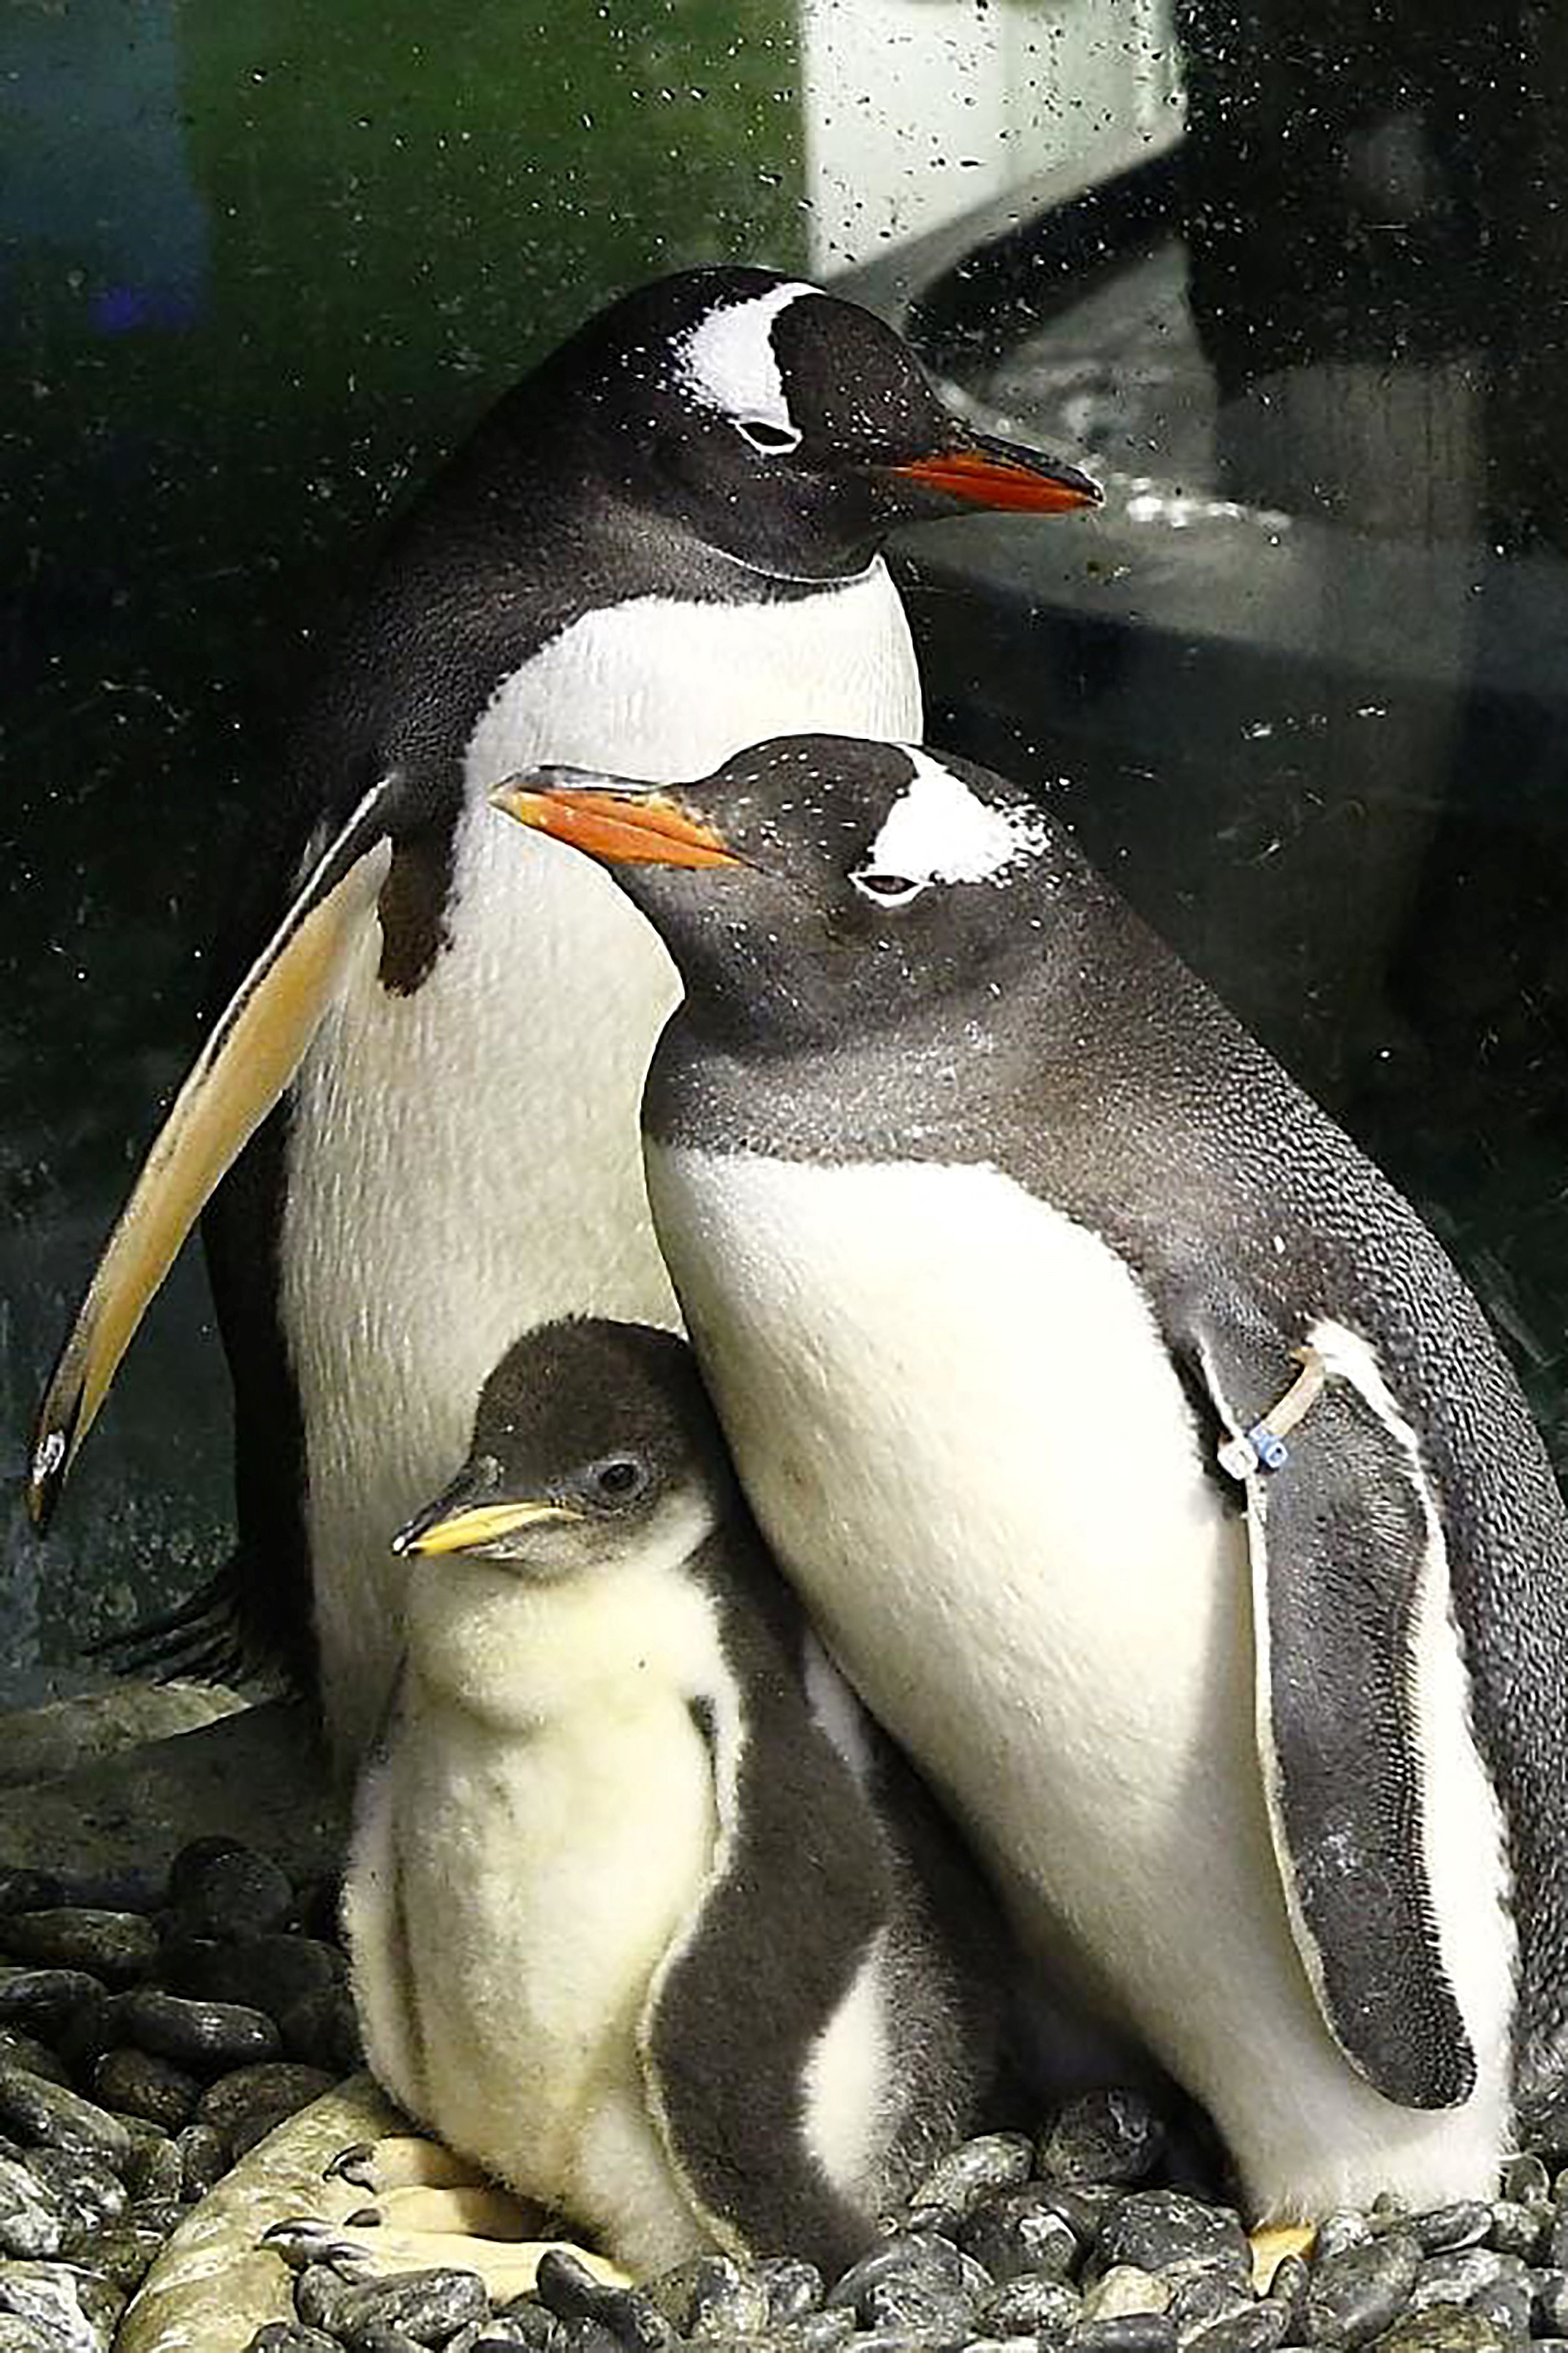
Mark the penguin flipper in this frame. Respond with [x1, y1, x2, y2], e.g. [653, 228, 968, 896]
[639, 1692, 888, 2278]
[27, 779, 398, 1530]
[1200, 1332, 1477, 2110]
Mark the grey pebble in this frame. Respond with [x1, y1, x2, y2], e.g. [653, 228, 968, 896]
[25, 2149, 126, 2237]
[168, 1850, 296, 1941]
[1484, 2202, 1543, 2261]
[859, 2275, 976, 2340]
[1463, 2280, 1531, 2338]
[0, 2262, 126, 2353]
[960, 2189, 1080, 2282]
[1316, 2218, 1373, 2263]
[295, 2265, 355, 2334]
[1407, 2251, 1508, 2309]
[1095, 2195, 1252, 2290]
[0, 2044, 67, 2098]
[247, 2328, 342, 2353]
[1303, 2232, 1422, 2348]
[123, 2135, 185, 2207]
[334, 2268, 490, 2349]
[647, 2259, 768, 2341]
[1167, 2277, 1251, 2344]
[115, 1988, 282, 2071]
[92, 2048, 200, 2132]
[1365, 2304, 1505, 2353]
[773, 2314, 858, 2353]
[196, 2061, 337, 2150]
[1499, 2158, 1550, 2208]
[453, 2321, 561, 2353]
[0, 2073, 131, 2169]
[1042, 2095, 1167, 2191]
[0, 1978, 105, 2038]
[0, 2163, 61, 2264]
[1410, 2211, 1493, 2259]
[533, 2255, 675, 2353]
[756, 2259, 826, 2324]
[0, 1915, 156, 1989]
[1187, 2309, 1291, 2353]
[980, 2279, 1083, 2340]
[910, 2137, 1035, 2221]
[162, 1933, 342, 2015]
[0, 2318, 67, 2353]
[1534, 2269, 1568, 2335]
[951, 2338, 1041, 2353]
[65, 2219, 166, 2292]
[176, 2121, 231, 2198]
[342, 2328, 428, 2353]
[1268, 2260, 1312, 2326]
[553, 2323, 621, 2353]
[1069, 2315, 1178, 2353]
[828, 2237, 962, 2318]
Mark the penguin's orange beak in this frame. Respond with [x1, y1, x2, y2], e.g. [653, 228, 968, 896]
[886, 432, 1102, 515]
[491, 780, 743, 869]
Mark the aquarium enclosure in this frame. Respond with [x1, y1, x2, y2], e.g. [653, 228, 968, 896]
[5, 3, 1566, 1678]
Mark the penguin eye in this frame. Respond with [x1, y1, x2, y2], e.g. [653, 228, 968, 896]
[586, 1455, 650, 1505]
[851, 868, 929, 909]
[734, 416, 802, 457]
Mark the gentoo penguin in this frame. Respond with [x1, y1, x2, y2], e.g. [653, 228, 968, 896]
[344, 1315, 1011, 2280]
[493, 736, 1568, 2223]
[27, 267, 1099, 1761]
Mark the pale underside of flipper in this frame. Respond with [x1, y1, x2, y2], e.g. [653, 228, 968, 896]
[27, 776, 400, 1530]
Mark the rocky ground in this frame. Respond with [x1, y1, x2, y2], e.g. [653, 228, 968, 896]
[0, 1717, 1567, 2353]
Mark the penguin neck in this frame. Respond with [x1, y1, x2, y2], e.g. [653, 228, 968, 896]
[402, 1492, 724, 1729]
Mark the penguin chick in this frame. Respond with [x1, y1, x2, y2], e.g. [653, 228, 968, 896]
[494, 736, 1568, 2223]
[343, 1316, 1013, 2282]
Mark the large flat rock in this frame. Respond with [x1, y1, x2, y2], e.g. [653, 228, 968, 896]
[0, 1698, 343, 1887]
[0, 1682, 248, 1791]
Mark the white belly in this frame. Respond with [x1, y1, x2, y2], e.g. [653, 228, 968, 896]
[647, 1144, 1513, 2216]
[353, 1684, 717, 2268]
[280, 569, 920, 1760]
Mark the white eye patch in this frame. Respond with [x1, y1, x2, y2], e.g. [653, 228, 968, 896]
[865, 747, 1045, 888]
[675, 281, 818, 436]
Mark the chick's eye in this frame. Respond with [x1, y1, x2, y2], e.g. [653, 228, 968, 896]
[589, 1456, 648, 1503]
[735, 416, 801, 456]
[851, 868, 928, 908]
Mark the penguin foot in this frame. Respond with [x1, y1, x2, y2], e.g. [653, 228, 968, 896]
[325, 2134, 487, 2194]
[1249, 2222, 1317, 2291]
[267, 2206, 628, 2296]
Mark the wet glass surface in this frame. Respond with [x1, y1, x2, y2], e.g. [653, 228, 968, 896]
[5, 1, 1564, 1696]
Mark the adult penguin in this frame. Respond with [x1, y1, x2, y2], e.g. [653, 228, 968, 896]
[28, 271, 1099, 1762]
[493, 735, 1568, 2220]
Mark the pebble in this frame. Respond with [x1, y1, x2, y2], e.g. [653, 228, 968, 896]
[0, 2163, 60, 2264]
[647, 2259, 772, 2341]
[114, 1988, 282, 2071]
[1303, 2233, 1422, 2348]
[92, 2047, 200, 2131]
[164, 1933, 343, 2012]
[0, 2071, 131, 2168]
[1187, 2309, 1290, 2353]
[0, 2262, 126, 2353]
[296, 2265, 355, 2335]
[1042, 2094, 1167, 2190]
[960, 2189, 1079, 2283]
[1464, 2278, 1531, 2338]
[1082, 2270, 1172, 2322]
[1069, 2315, 1178, 2353]
[0, 1980, 104, 2039]
[1485, 2200, 1544, 2260]
[1501, 2157, 1551, 2207]
[176, 2120, 231, 2197]
[827, 2237, 965, 2322]
[1409, 2211, 1492, 2260]
[166, 1849, 297, 1942]
[979, 2280, 1082, 2340]
[1095, 2196, 1252, 2290]
[249, 2328, 343, 2353]
[0, 1915, 157, 1988]
[911, 2139, 1036, 2222]
[71, 2218, 168, 2291]
[536, 2255, 676, 2353]
[1168, 2278, 1252, 2343]
[1406, 2252, 1509, 2310]
[1365, 2306, 1504, 2353]
[23, 2149, 126, 2236]
[196, 2061, 337, 2149]
[0, 2319, 61, 2353]
[1316, 2218, 1373, 2264]
[755, 2262, 825, 2326]
[0, 2046, 66, 2099]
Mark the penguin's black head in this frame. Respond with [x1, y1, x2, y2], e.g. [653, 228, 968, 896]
[512, 266, 1099, 580]
[391, 1318, 731, 1582]
[492, 736, 1073, 1051]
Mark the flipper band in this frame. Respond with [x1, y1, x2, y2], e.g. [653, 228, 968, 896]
[1217, 1346, 1328, 1482]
